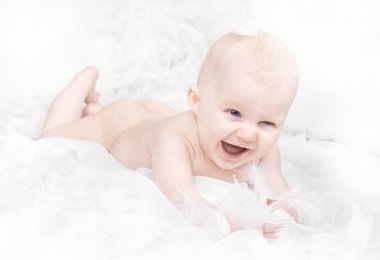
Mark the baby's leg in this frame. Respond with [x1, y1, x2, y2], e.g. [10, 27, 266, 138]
[42, 66, 103, 143]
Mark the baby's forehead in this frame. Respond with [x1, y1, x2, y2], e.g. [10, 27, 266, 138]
[206, 32, 298, 81]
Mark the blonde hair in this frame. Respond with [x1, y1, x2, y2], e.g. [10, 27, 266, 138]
[197, 31, 298, 88]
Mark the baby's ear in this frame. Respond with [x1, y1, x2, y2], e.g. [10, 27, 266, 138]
[188, 85, 200, 114]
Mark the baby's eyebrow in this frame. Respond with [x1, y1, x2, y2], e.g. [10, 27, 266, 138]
[253, 112, 285, 123]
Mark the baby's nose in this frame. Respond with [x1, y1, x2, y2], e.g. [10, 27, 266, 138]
[236, 123, 257, 142]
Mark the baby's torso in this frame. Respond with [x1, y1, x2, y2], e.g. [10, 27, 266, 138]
[97, 101, 247, 183]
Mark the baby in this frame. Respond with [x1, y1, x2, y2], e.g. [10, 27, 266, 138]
[42, 32, 299, 238]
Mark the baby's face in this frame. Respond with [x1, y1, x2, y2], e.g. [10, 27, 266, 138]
[191, 68, 297, 171]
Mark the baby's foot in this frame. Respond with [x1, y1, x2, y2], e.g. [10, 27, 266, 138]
[74, 66, 99, 104]
[85, 91, 100, 104]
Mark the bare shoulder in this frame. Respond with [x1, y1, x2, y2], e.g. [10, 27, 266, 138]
[152, 111, 197, 158]
[154, 111, 195, 141]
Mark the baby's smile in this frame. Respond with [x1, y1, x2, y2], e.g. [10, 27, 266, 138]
[221, 141, 249, 156]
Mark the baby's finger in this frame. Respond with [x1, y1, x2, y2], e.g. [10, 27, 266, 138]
[263, 231, 278, 239]
[262, 223, 278, 233]
[262, 223, 279, 239]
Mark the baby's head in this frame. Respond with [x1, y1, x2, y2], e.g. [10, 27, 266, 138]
[194, 31, 298, 106]
[189, 32, 298, 170]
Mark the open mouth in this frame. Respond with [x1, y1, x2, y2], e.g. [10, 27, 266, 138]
[221, 141, 248, 156]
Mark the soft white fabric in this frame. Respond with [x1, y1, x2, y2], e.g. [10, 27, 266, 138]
[0, 0, 379, 259]
[0, 133, 379, 259]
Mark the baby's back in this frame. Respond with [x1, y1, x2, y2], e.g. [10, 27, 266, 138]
[97, 99, 177, 168]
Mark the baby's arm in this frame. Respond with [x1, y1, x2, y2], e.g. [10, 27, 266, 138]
[259, 145, 290, 197]
[259, 145, 300, 223]
[151, 129, 219, 226]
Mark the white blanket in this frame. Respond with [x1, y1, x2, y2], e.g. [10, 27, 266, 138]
[0, 0, 379, 259]
[1, 122, 379, 259]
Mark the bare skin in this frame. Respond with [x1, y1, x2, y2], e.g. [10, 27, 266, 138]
[42, 33, 299, 239]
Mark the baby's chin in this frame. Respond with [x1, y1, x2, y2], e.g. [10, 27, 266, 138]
[214, 157, 253, 173]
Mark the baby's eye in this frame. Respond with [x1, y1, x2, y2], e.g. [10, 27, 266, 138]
[259, 121, 275, 127]
[227, 109, 242, 118]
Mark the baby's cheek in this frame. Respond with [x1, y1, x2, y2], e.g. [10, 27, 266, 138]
[262, 133, 279, 148]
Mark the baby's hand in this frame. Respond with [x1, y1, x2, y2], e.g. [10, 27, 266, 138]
[229, 222, 279, 239]
[261, 223, 278, 239]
